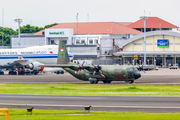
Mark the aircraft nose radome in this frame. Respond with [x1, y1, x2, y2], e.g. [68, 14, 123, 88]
[134, 73, 141, 79]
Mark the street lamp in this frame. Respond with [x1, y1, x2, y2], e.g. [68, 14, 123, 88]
[140, 16, 148, 66]
[154, 59, 156, 66]
[14, 18, 22, 48]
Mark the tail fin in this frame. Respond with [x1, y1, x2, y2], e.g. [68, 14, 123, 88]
[57, 40, 70, 64]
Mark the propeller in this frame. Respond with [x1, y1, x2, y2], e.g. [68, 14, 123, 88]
[91, 62, 103, 75]
[76, 61, 86, 74]
[92, 62, 106, 78]
[137, 65, 146, 73]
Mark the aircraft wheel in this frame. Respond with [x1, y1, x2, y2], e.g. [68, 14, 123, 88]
[90, 81, 95, 84]
[129, 80, 134, 84]
[9, 71, 13, 75]
[61, 71, 64, 74]
[0, 71, 4, 75]
[95, 80, 99, 84]
[107, 81, 111, 84]
[12, 72, 16, 75]
[103, 81, 107, 84]
[19, 71, 25, 75]
[34, 71, 38, 75]
[56, 71, 60, 74]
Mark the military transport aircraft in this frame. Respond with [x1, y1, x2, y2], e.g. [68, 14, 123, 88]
[41, 40, 141, 84]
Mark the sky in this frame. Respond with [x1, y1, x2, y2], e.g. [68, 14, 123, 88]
[0, 0, 179, 30]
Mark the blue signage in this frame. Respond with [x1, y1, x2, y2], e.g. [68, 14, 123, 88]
[157, 39, 168, 47]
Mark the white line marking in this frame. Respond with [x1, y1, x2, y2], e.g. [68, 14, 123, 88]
[0, 103, 179, 109]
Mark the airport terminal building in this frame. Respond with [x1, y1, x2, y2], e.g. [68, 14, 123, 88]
[11, 17, 180, 66]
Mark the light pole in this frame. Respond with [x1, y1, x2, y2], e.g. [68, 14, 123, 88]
[76, 13, 79, 34]
[14, 18, 22, 48]
[140, 16, 148, 65]
[132, 60, 134, 66]
[154, 59, 156, 66]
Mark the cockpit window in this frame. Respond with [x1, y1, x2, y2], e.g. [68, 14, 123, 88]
[128, 67, 138, 72]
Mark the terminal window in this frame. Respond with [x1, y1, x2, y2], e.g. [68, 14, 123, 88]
[76, 40, 80, 44]
[51, 40, 55, 45]
[81, 39, 85, 44]
[94, 39, 98, 44]
[89, 39, 93, 44]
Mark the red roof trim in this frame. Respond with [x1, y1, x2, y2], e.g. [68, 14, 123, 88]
[34, 22, 142, 35]
[128, 17, 179, 28]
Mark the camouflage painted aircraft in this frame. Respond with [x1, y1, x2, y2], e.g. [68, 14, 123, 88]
[41, 40, 141, 84]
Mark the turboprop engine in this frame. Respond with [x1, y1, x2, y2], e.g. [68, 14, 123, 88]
[28, 62, 44, 71]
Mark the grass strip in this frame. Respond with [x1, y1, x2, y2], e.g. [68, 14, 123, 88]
[0, 108, 180, 120]
[0, 84, 180, 96]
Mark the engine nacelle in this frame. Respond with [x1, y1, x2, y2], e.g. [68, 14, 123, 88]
[28, 62, 44, 71]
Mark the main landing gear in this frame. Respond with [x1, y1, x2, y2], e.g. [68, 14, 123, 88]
[90, 80, 99, 84]
[9, 71, 17, 75]
[89, 78, 98, 84]
[103, 81, 112, 84]
[125, 80, 134, 84]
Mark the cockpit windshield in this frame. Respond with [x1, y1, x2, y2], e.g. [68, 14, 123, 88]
[128, 67, 138, 72]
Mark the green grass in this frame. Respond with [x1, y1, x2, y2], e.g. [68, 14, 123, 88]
[1, 84, 180, 96]
[0, 108, 180, 120]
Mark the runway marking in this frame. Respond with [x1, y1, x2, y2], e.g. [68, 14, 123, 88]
[0, 103, 180, 109]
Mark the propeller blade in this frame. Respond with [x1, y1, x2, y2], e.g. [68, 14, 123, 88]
[82, 61, 85, 66]
[77, 70, 80, 75]
[99, 60, 101, 65]
[83, 69, 86, 73]
[99, 70, 103, 74]
[93, 71, 96, 75]
[99, 73, 106, 79]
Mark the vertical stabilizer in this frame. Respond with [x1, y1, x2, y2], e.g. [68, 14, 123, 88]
[57, 40, 70, 64]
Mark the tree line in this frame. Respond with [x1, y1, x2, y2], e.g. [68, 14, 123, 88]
[0, 23, 58, 46]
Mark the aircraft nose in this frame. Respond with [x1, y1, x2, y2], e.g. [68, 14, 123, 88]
[134, 73, 141, 79]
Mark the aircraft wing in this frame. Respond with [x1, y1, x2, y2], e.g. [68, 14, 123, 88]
[8, 59, 29, 65]
[40, 64, 95, 72]
[0, 56, 32, 69]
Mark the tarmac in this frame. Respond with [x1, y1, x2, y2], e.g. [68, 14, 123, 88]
[0, 68, 180, 85]
[1, 68, 180, 112]
[0, 94, 180, 113]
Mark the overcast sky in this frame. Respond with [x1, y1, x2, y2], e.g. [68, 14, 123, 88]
[0, 0, 179, 30]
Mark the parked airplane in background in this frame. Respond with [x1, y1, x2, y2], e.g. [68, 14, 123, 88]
[0, 45, 73, 75]
[42, 40, 141, 84]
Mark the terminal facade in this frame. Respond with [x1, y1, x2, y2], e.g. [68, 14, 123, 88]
[11, 17, 180, 66]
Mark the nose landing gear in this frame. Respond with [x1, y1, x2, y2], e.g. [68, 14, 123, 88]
[125, 80, 134, 84]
